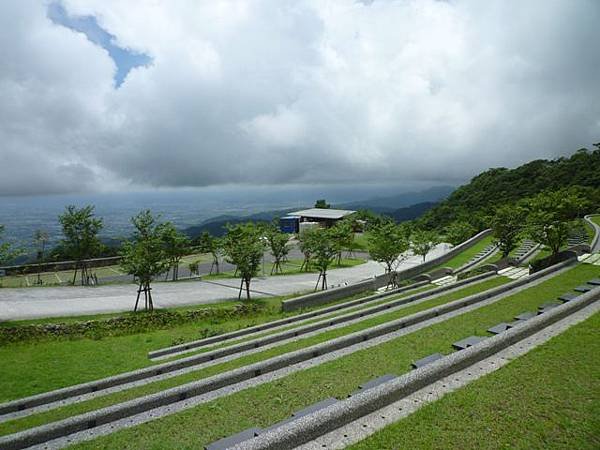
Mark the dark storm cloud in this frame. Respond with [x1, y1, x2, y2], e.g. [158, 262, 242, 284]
[0, 0, 599, 195]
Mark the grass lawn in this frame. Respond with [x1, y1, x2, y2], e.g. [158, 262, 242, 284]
[431, 235, 495, 271]
[0, 278, 508, 435]
[352, 232, 371, 251]
[0, 253, 211, 288]
[57, 264, 598, 449]
[350, 311, 600, 450]
[591, 215, 600, 227]
[0, 292, 311, 402]
[154, 284, 437, 364]
[202, 257, 366, 280]
[582, 218, 596, 243]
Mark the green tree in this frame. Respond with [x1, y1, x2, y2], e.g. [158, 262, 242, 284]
[444, 221, 476, 247]
[33, 229, 49, 285]
[120, 210, 171, 312]
[367, 222, 411, 273]
[490, 205, 526, 258]
[0, 225, 21, 265]
[309, 228, 337, 290]
[196, 231, 222, 274]
[329, 218, 354, 265]
[411, 229, 439, 262]
[298, 227, 318, 271]
[524, 191, 577, 257]
[222, 223, 265, 300]
[58, 205, 103, 285]
[314, 199, 330, 209]
[353, 209, 390, 231]
[188, 260, 200, 277]
[161, 223, 190, 281]
[265, 225, 290, 275]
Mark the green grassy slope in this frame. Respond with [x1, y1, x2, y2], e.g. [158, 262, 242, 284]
[350, 311, 600, 450]
[55, 265, 598, 449]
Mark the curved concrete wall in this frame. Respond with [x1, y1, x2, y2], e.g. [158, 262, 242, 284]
[282, 229, 493, 312]
[0, 260, 573, 450]
[584, 214, 600, 252]
[238, 277, 599, 450]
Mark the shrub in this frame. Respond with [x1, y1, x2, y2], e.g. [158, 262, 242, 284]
[0, 303, 263, 345]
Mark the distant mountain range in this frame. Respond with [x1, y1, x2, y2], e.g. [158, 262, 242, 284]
[334, 185, 454, 213]
[183, 185, 454, 237]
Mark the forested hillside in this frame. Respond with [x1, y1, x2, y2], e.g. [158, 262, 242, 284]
[419, 145, 600, 231]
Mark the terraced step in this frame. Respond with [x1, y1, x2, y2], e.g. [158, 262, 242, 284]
[0, 277, 507, 434]
[200, 268, 599, 450]
[0, 260, 580, 449]
[149, 280, 435, 360]
[0, 275, 497, 422]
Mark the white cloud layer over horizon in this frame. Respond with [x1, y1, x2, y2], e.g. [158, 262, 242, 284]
[1, 0, 599, 196]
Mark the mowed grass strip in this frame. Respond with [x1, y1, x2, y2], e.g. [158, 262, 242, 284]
[0, 288, 386, 402]
[0, 277, 508, 436]
[157, 283, 437, 363]
[61, 264, 598, 449]
[0, 293, 319, 402]
[432, 235, 495, 271]
[349, 311, 600, 450]
[203, 257, 366, 280]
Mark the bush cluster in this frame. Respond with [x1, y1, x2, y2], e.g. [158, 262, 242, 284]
[0, 302, 263, 345]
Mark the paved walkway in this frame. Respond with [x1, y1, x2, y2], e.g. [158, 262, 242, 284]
[0, 245, 452, 321]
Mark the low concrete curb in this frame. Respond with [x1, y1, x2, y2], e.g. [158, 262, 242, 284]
[0, 273, 492, 416]
[584, 214, 600, 253]
[0, 259, 573, 450]
[282, 229, 493, 311]
[454, 246, 497, 274]
[235, 282, 600, 450]
[514, 243, 541, 266]
[149, 280, 431, 359]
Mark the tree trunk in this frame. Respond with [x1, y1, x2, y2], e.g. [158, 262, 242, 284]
[245, 277, 251, 300]
[147, 282, 154, 311]
[134, 281, 143, 312]
[238, 278, 244, 299]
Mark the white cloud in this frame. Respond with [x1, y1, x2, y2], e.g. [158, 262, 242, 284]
[0, 0, 599, 195]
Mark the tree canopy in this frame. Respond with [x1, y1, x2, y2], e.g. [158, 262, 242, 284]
[161, 223, 190, 281]
[265, 225, 290, 275]
[490, 204, 527, 258]
[58, 205, 103, 285]
[222, 223, 265, 300]
[367, 222, 411, 273]
[411, 229, 440, 262]
[0, 225, 21, 265]
[120, 210, 171, 311]
[523, 190, 581, 257]
[419, 147, 600, 231]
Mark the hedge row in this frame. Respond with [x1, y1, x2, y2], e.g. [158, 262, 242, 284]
[0, 303, 264, 345]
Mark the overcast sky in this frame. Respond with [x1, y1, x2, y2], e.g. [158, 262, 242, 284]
[1, 0, 599, 197]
